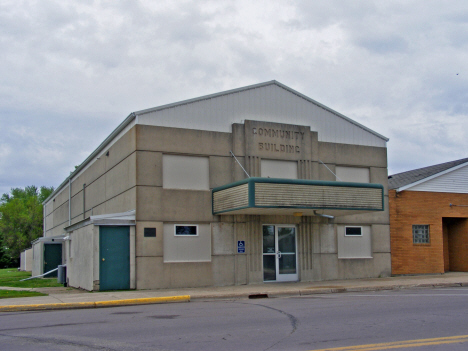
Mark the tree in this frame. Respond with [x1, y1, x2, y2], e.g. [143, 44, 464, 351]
[0, 186, 54, 265]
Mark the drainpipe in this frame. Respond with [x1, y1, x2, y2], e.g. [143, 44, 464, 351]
[83, 183, 86, 219]
[314, 210, 335, 219]
[68, 177, 71, 226]
[43, 203, 46, 234]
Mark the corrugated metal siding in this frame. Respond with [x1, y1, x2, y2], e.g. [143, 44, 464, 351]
[408, 165, 468, 193]
[212, 184, 249, 213]
[137, 84, 386, 147]
[255, 183, 383, 210]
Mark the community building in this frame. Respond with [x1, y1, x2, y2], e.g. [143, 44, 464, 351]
[31, 81, 391, 291]
[389, 158, 468, 274]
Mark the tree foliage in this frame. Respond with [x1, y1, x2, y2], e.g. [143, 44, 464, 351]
[0, 186, 54, 265]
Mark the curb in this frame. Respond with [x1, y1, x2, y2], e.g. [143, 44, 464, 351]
[0, 295, 190, 312]
[190, 282, 468, 301]
[1, 281, 466, 312]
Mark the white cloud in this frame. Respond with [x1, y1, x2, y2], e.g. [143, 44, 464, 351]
[0, 0, 468, 194]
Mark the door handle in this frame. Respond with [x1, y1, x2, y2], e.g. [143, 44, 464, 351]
[277, 251, 282, 258]
[102, 258, 105, 261]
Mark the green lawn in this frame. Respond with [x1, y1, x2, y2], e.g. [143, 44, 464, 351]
[0, 289, 47, 299]
[0, 268, 63, 288]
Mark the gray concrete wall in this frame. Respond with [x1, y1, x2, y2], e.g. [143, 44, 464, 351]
[318, 142, 388, 168]
[44, 127, 137, 237]
[135, 220, 214, 289]
[42, 119, 389, 291]
[66, 224, 96, 291]
[134, 121, 390, 289]
[136, 125, 232, 156]
[20, 251, 25, 271]
[135, 125, 230, 289]
[261, 159, 298, 179]
[31, 242, 43, 277]
[163, 224, 211, 263]
[135, 222, 212, 289]
[337, 225, 372, 259]
[335, 166, 370, 183]
[19, 248, 33, 271]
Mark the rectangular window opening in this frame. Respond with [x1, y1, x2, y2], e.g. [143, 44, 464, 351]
[345, 226, 362, 236]
[144, 228, 156, 237]
[413, 225, 430, 244]
[175, 225, 198, 236]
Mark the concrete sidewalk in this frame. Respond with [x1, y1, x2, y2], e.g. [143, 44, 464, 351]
[1, 272, 468, 312]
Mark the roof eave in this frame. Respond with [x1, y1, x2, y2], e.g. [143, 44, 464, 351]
[43, 112, 137, 204]
[272, 81, 389, 142]
[395, 161, 468, 192]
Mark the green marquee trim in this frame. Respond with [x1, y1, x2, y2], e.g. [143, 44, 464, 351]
[213, 177, 384, 191]
[212, 177, 385, 215]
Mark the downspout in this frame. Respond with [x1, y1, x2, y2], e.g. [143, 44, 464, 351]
[313, 210, 334, 219]
[68, 177, 71, 226]
[43, 203, 46, 234]
[20, 267, 60, 281]
[83, 183, 86, 219]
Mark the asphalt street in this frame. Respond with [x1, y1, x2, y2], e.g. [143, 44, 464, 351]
[1, 287, 468, 350]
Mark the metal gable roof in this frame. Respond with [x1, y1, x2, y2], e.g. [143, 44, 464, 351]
[388, 157, 468, 190]
[134, 80, 389, 142]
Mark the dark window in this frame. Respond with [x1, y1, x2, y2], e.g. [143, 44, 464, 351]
[345, 227, 362, 236]
[144, 228, 156, 237]
[175, 225, 198, 236]
[413, 225, 429, 244]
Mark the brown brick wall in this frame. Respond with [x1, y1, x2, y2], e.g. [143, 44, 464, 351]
[389, 190, 468, 275]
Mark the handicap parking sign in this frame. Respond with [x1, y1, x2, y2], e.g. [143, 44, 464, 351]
[237, 240, 245, 253]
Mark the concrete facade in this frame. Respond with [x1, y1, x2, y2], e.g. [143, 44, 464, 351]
[38, 81, 391, 291]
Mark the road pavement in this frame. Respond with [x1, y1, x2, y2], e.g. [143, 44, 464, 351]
[2, 287, 468, 350]
[1, 272, 468, 312]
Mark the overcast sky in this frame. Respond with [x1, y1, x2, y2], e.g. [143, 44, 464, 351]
[1, 1, 467, 195]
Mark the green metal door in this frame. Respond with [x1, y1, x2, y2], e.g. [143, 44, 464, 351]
[99, 226, 130, 290]
[44, 244, 62, 277]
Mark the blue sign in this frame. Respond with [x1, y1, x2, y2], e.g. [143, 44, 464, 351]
[237, 240, 245, 253]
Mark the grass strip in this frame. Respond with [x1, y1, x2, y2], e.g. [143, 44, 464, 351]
[0, 289, 47, 299]
[0, 268, 63, 288]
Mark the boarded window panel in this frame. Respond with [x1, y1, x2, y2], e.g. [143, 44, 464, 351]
[163, 224, 211, 262]
[336, 166, 370, 183]
[163, 155, 209, 190]
[261, 159, 298, 179]
[338, 225, 372, 259]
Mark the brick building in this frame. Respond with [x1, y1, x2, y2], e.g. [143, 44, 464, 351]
[389, 158, 468, 274]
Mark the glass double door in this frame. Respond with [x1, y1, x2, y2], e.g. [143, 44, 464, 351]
[263, 225, 298, 282]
